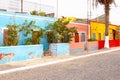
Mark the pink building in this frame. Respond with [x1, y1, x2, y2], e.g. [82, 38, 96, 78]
[67, 23, 89, 54]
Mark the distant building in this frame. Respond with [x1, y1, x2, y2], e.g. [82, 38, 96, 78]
[75, 18, 88, 24]
[0, 0, 54, 14]
[46, 13, 55, 17]
[0, 0, 20, 12]
[92, 14, 106, 23]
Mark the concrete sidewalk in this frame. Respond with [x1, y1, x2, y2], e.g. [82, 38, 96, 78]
[0, 47, 120, 72]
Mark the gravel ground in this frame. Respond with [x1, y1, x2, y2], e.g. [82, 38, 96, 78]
[0, 48, 120, 80]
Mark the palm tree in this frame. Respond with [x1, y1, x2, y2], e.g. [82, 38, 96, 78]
[92, 0, 115, 48]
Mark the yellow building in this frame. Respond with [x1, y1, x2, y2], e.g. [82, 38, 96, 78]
[90, 21, 119, 40]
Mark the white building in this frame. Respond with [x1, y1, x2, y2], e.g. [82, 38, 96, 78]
[0, 0, 20, 12]
[0, 0, 54, 14]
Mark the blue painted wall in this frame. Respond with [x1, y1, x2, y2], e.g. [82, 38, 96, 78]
[0, 45, 43, 64]
[0, 11, 56, 50]
[50, 43, 69, 56]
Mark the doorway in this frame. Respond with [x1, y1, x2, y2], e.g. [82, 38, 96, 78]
[98, 33, 101, 40]
[113, 30, 116, 40]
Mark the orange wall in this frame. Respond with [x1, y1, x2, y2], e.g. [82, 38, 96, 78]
[88, 41, 98, 46]
[67, 22, 88, 49]
[69, 42, 84, 49]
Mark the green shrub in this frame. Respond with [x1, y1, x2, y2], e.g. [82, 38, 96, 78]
[30, 10, 46, 16]
[30, 10, 39, 15]
[5, 24, 20, 46]
[46, 19, 77, 43]
[88, 38, 97, 42]
[39, 12, 46, 16]
[21, 20, 44, 45]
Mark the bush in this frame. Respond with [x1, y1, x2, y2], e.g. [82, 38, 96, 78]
[30, 10, 46, 16]
[21, 20, 44, 45]
[5, 24, 20, 46]
[88, 38, 97, 42]
[39, 12, 46, 16]
[46, 19, 77, 43]
[46, 31, 58, 43]
[30, 10, 39, 15]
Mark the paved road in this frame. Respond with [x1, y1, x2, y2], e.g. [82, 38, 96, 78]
[0, 50, 120, 80]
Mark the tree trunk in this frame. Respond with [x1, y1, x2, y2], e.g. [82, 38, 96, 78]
[104, 4, 110, 48]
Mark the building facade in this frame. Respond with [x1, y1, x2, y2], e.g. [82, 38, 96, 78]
[67, 23, 89, 53]
[90, 21, 119, 40]
[0, 0, 54, 13]
[0, 11, 56, 50]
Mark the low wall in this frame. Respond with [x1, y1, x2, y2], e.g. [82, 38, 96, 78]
[70, 42, 85, 54]
[0, 45, 43, 64]
[98, 40, 120, 49]
[50, 43, 69, 56]
[87, 41, 98, 51]
[98, 40, 104, 49]
[109, 40, 120, 47]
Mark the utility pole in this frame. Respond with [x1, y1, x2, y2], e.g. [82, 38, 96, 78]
[87, 0, 92, 37]
[87, 0, 92, 20]
[40, 0, 41, 11]
[55, 0, 58, 18]
[57, 0, 58, 18]
[21, 0, 23, 13]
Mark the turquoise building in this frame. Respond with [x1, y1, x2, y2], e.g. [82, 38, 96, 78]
[0, 11, 56, 50]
